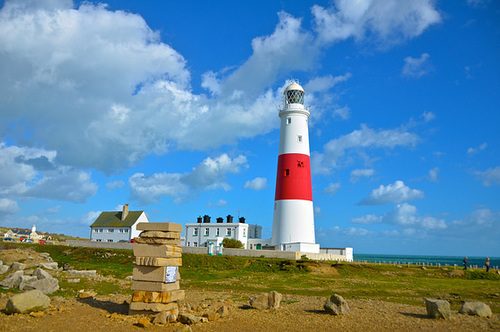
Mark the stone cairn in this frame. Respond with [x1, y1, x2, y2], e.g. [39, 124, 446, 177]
[129, 222, 184, 317]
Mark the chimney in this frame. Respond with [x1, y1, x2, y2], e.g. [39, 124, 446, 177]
[121, 204, 129, 221]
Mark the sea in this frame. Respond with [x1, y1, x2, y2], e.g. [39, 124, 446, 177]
[353, 254, 500, 269]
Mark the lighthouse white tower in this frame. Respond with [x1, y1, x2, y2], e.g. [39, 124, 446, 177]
[271, 81, 319, 253]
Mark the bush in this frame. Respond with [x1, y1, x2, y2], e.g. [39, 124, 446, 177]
[222, 238, 244, 249]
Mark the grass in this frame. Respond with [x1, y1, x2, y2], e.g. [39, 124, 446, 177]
[1, 243, 499, 313]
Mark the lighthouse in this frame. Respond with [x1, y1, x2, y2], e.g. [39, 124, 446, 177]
[271, 81, 320, 253]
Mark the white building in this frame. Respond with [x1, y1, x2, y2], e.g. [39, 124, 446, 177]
[90, 204, 148, 242]
[184, 215, 263, 249]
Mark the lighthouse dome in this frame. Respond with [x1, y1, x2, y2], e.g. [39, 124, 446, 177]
[283, 82, 305, 105]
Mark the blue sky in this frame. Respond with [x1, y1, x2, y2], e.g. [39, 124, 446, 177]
[0, 0, 499, 256]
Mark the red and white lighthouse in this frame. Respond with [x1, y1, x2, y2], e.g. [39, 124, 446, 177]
[271, 81, 319, 253]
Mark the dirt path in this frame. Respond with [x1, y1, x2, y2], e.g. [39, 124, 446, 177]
[0, 290, 498, 331]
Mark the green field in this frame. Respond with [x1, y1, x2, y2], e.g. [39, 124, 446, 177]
[2, 243, 499, 313]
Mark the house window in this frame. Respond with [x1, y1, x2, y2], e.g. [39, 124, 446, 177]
[204, 228, 209, 236]
[107, 239, 113, 242]
[94, 229, 98, 233]
[107, 229, 114, 233]
[193, 228, 198, 236]
[99, 229, 103, 233]
[243, 228, 246, 237]
[119, 229, 124, 233]
[96, 239, 102, 242]
[124, 229, 128, 233]
[187, 242, 190, 246]
[226, 228, 232, 236]
[216, 228, 220, 236]
[194, 242, 198, 247]
[287, 118, 291, 124]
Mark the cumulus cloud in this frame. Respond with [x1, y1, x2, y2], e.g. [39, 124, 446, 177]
[352, 202, 446, 229]
[422, 111, 436, 122]
[323, 182, 341, 195]
[207, 199, 227, 207]
[358, 180, 424, 205]
[0, 142, 97, 203]
[244, 177, 267, 191]
[350, 168, 375, 182]
[402, 53, 432, 78]
[0, 198, 20, 215]
[313, 124, 419, 174]
[474, 166, 500, 186]
[129, 154, 248, 205]
[312, 0, 441, 46]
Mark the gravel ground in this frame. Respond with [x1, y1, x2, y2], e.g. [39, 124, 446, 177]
[0, 290, 498, 331]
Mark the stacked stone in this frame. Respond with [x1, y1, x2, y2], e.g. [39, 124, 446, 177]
[129, 222, 184, 316]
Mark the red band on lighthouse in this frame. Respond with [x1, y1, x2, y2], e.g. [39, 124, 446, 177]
[275, 153, 312, 201]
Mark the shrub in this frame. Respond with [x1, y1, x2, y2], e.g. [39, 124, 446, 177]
[222, 238, 244, 249]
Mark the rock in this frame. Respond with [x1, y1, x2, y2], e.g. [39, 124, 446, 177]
[167, 312, 178, 323]
[153, 311, 167, 324]
[22, 277, 60, 295]
[250, 293, 270, 310]
[8, 262, 26, 272]
[324, 294, 350, 315]
[67, 270, 97, 277]
[30, 311, 45, 318]
[33, 267, 52, 280]
[216, 305, 230, 317]
[18, 275, 38, 290]
[425, 298, 451, 319]
[178, 313, 201, 325]
[67, 278, 81, 283]
[5, 289, 50, 314]
[78, 290, 97, 299]
[459, 301, 492, 318]
[62, 263, 72, 271]
[136, 317, 152, 328]
[268, 291, 282, 309]
[0, 270, 24, 289]
[203, 312, 220, 322]
[0, 265, 8, 274]
[40, 262, 58, 270]
[125, 276, 133, 281]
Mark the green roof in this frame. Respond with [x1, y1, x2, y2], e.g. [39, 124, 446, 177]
[90, 211, 144, 228]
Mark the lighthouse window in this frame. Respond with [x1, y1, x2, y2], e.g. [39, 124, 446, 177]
[284, 169, 290, 176]
[287, 118, 291, 124]
[297, 161, 304, 168]
[297, 135, 302, 142]
[286, 90, 305, 105]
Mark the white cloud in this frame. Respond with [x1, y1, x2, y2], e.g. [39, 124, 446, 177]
[314, 206, 322, 217]
[130, 154, 248, 205]
[244, 177, 267, 191]
[428, 167, 439, 182]
[0, 198, 20, 215]
[402, 53, 432, 78]
[352, 203, 446, 229]
[358, 180, 424, 205]
[37, 205, 61, 216]
[474, 166, 500, 186]
[350, 168, 375, 182]
[323, 182, 341, 195]
[0, 142, 97, 203]
[312, 0, 441, 46]
[313, 124, 419, 174]
[422, 111, 436, 122]
[207, 199, 227, 207]
[351, 214, 382, 224]
[80, 211, 101, 226]
[467, 142, 487, 155]
[304, 73, 352, 93]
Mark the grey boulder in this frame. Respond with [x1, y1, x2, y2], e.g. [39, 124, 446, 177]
[324, 294, 350, 315]
[425, 298, 451, 319]
[459, 301, 492, 318]
[6, 289, 50, 314]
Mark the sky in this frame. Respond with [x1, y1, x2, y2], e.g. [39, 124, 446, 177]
[0, 0, 499, 256]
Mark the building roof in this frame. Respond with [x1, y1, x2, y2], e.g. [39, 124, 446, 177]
[90, 211, 144, 228]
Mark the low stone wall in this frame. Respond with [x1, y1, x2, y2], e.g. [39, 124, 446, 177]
[66, 240, 133, 250]
[66, 240, 350, 261]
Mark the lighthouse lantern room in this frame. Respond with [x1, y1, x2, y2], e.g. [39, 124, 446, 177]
[271, 81, 320, 253]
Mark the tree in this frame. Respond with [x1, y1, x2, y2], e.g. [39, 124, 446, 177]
[222, 238, 244, 249]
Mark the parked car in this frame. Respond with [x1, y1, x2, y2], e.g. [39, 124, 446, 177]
[3, 238, 15, 242]
[39, 240, 46, 244]
[21, 238, 33, 243]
